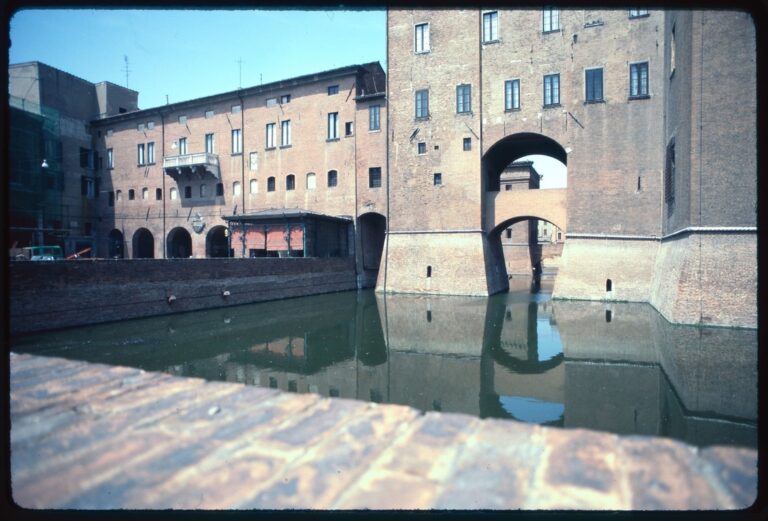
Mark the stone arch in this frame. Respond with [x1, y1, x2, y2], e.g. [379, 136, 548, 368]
[108, 229, 124, 259]
[167, 227, 192, 258]
[357, 212, 387, 288]
[482, 132, 567, 192]
[206, 225, 229, 258]
[132, 228, 154, 258]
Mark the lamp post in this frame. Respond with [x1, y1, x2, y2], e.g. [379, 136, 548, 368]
[37, 158, 49, 246]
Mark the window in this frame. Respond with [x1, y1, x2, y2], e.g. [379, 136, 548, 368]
[286, 175, 295, 191]
[306, 173, 316, 190]
[266, 97, 277, 107]
[483, 11, 498, 42]
[109, 191, 114, 207]
[178, 115, 187, 124]
[147, 121, 155, 130]
[81, 176, 95, 198]
[184, 186, 192, 199]
[328, 85, 339, 95]
[137, 144, 145, 165]
[179, 137, 187, 155]
[147, 142, 155, 164]
[328, 170, 338, 188]
[506, 228, 512, 239]
[249, 152, 258, 171]
[585, 68, 604, 102]
[107, 129, 113, 137]
[505, 79, 520, 111]
[415, 89, 429, 119]
[267, 177, 276, 192]
[327, 112, 339, 140]
[369, 167, 382, 188]
[138, 123, 145, 132]
[250, 179, 258, 194]
[543, 8, 560, 32]
[205, 110, 214, 119]
[129, 189, 136, 200]
[216, 183, 224, 196]
[232, 129, 242, 154]
[116, 189, 122, 202]
[233, 181, 241, 196]
[200, 184, 207, 197]
[280, 94, 291, 104]
[156, 188, 162, 200]
[266, 123, 275, 148]
[169, 187, 177, 200]
[142, 187, 149, 200]
[345, 122, 353, 137]
[418, 142, 427, 154]
[205, 133, 215, 154]
[665, 139, 675, 204]
[369, 105, 381, 131]
[80, 147, 90, 168]
[415, 22, 430, 53]
[630, 62, 649, 97]
[543, 74, 560, 106]
[463, 137, 472, 151]
[456, 84, 471, 113]
[433, 173, 442, 186]
[629, 9, 649, 18]
[107, 148, 114, 169]
[281, 120, 291, 146]
[231, 104, 241, 113]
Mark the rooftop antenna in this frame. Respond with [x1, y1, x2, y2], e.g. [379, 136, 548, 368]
[237, 57, 244, 89]
[122, 55, 131, 88]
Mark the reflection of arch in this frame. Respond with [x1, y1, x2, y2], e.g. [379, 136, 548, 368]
[206, 225, 229, 258]
[132, 228, 154, 258]
[108, 229, 124, 258]
[358, 212, 386, 271]
[167, 227, 192, 258]
[482, 132, 567, 191]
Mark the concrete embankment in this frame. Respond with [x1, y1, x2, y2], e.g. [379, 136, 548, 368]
[9, 258, 357, 334]
[9, 353, 757, 510]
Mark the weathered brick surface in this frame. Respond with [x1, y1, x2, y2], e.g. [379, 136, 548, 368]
[10, 353, 757, 510]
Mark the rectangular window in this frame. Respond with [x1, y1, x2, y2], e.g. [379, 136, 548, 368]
[216, 183, 224, 196]
[137, 144, 145, 165]
[156, 188, 162, 200]
[178, 137, 187, 155]
[184, 186, 192, 199]
[281, 120, 291, 146]
[418, 142, 427, 154]
[179, 115, 187, 125]
[505, 79, 520, 110]
[415, 89, 429, 119]
[463, 137, 472, 151]
[543, 74, 560, 106]
[630, 62, 649, 97]
[456, 84, 471, 114]
[232, 129, 242, 154]
[585, 68, 604, 102]
[107, 148, 114, 169]
[543, 8, 560, 32]
[249, 151, 258, 171]
[369, 167, 382, 188]
[80, 147, 90, 168]
[280, 94, 291, 104]
[147, 121, 155, 130]
[369, 104, 381, 130]
[266, 123, 275, 148]
[205, 133, 215, 154]
[328, 85, 339, 95]
[81, 176, 95, 198]
[415, 22, 430, 53]
[328, 170, 338, 187]
[266, 97, 277, 107]
[108, 191, 114, 207]
[629, 9, 649, 18]
[147, 142, 155, 164]
[345, 121, 353, 136]
[433, 173, 442, 186]
[483, 11, 498, 42]
[231, 104, 241, 113]
[138, 123, 145, 132]
[327, 112, 339, 140]
[205, 110, 214, 119]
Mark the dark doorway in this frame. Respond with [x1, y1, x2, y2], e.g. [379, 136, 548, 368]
[358, 212, 386, 288]
[167, 227, 192, 258]
[206, 225, 229, 258]
[132, 228, 154, 258]
[108, 229, 124, 259]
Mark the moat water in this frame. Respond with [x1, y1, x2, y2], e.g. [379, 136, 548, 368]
[11, 279, 757, 449]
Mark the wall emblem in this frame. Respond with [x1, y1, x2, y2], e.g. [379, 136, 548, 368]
[191, 212, 205, 234]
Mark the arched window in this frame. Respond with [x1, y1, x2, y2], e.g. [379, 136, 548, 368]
[128, 189, 135, 200]
[250, 179, 258, 194]
[170, 187, 177, 200]
[200, 184, 207, 197]
[142, 187, 149, 200]
[327, 170, 338, 187]
[268, 177, 276, 192]
[233, 181, 241, 196]
[286, 174, 295, 191]
[116, 189, 122, 201]
[306, 172, 317, 190]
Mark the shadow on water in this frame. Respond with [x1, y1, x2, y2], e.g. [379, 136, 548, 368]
[12, 283, 756, 449]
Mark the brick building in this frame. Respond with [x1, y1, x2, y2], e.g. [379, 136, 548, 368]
[383, 8, 756, 326]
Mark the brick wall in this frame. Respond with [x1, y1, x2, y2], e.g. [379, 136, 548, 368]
[9, 258, 356, 334]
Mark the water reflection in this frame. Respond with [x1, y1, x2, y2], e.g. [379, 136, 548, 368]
[11, 288, 757, 449]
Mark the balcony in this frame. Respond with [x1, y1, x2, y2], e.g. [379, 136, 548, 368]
[163, 153, 220, 181]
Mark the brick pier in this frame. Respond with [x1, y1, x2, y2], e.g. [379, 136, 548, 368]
[9, 353, 756, 510]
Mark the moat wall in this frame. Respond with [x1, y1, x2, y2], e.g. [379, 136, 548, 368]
[9, 258, 357, 334]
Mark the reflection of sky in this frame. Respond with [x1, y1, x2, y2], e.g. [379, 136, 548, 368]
[536, 316, 562, 361]
[500, 396, 564, 423]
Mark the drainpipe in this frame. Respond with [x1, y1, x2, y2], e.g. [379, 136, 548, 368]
[161, 111, 167, 258]
[238, 92, 246, 217]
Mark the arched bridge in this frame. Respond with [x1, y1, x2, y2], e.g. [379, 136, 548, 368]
[485, 189, 567, 234]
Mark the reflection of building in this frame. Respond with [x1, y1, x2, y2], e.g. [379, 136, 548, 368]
[8, 62, 138, 256]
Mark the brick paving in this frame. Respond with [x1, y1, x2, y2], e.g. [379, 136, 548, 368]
[9, 353, 757, 510]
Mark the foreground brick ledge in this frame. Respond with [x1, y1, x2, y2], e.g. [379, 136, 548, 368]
[9, 353, 757, 510]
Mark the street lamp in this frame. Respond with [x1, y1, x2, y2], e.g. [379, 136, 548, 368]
[37, 158, 49, 246]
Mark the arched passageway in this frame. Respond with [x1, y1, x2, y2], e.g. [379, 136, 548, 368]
[357, 212, 387, 288]
[482, 132, 567, 192]
[132, 228, 154, 259]
[206, 225, 229, 258]
[108, 229, 124, 259]
[167, 227, 193, 258]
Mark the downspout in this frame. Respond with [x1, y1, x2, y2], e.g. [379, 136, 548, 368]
[239, 92, 246, 217]
[161, 111, 167, 258]
[383, 14, 391, 293]
[353, 70, 360, 286]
